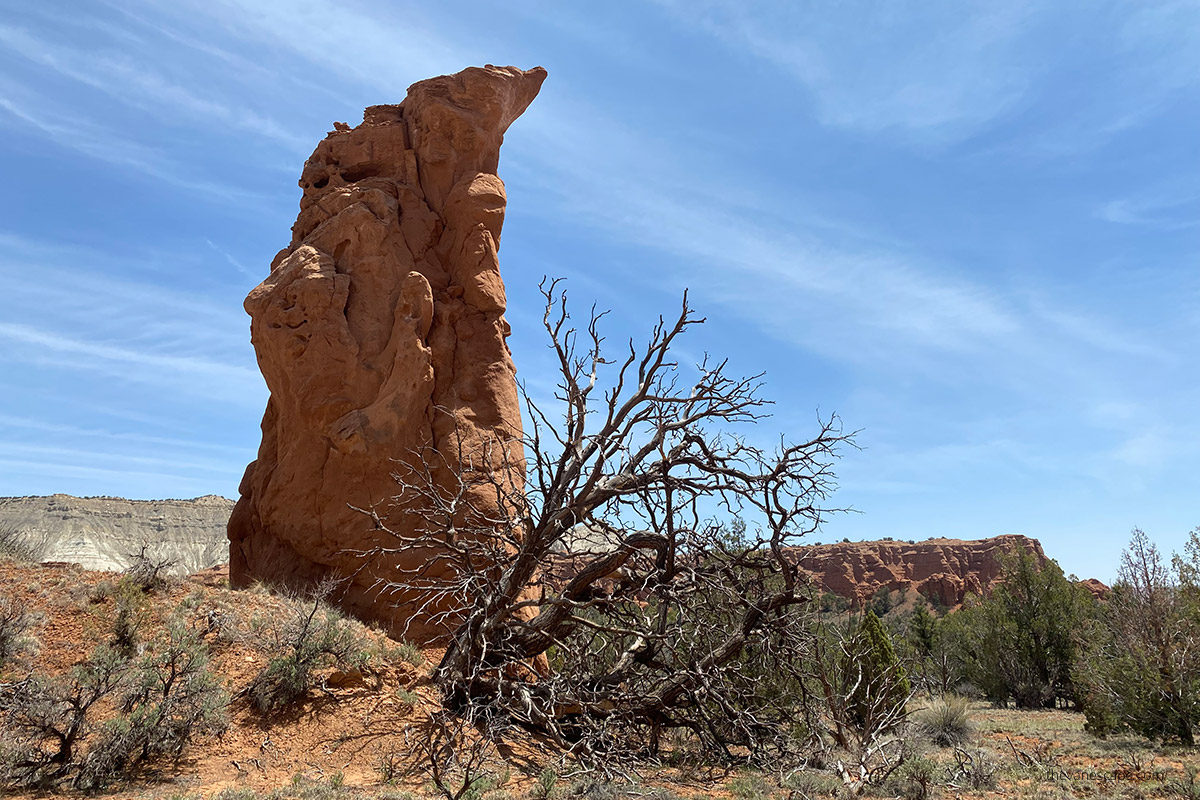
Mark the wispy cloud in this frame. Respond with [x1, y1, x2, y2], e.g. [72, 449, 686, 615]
[1098, 191, 1200, 231]
[205, 239, 254, 278]
[651, 0, 1036, 142]
[0, 457, 230, 498]
[0, 87, 268, 203]
[0, 441, 235, 477]
[515, 112, 1169, 389]
[0, 323, 259, 385]
[0, 413, 247, 456]
[0, 236, 250, 357]
[0, 22, 309, 151]
[653, 0, 1200, 157]
[137, 0, 469, 96]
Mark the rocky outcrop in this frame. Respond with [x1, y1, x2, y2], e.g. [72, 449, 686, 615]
[1079, 577, 1111, 600]
[0, 494, 231, 573]
[794, 535, 1047, 609]
[228, 65, 545, 642]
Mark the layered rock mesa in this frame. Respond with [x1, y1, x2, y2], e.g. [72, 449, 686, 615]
[228, 65, 546, 642]
[0, 494, 231, 574]
[794, 534, 1047, 609]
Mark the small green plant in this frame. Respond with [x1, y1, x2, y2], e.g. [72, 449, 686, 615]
[915, 695, 974, 747]
[895, 755, 938, 800]
[248, 583, 369, 712]
[89, 578, 116, 602]
[727, 772, 772, 800]
[1169, 765, 1200, 800]
[108, 578, 151, 657]
[329, 769, 345, 788]
[395, 686, 420, 707]
[371, 638, 425, 668]
[375, 748, 403, 785]
[216, 789, 257, 800]
[461, 772, 499, 800]
[0, 595, 39, 670]
[532, 767, 558, 799]
[396, 640, 424, 666]
[179, 588, 206, 609]
[781, 770, 843, 797]
[0, 606, 226, 791]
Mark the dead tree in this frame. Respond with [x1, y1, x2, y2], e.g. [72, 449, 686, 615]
[357, 280, 854, 770]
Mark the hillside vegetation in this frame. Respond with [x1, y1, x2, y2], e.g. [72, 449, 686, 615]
[3, 527, 1200, 799]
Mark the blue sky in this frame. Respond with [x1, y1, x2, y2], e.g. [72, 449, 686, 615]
[0, 1, 1197, 581]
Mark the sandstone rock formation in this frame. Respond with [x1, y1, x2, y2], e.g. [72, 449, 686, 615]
[793, 534, 1047, 609]
[0, 494, 231, 573]
[1078, 577, 1111, 600]
[228, 65, 545, 642]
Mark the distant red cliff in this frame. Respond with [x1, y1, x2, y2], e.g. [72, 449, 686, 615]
[792, 534, 1082, 609]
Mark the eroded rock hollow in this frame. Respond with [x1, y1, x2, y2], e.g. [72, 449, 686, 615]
[229, 65, 545, 642]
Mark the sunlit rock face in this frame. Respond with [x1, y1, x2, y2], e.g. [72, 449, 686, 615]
[1, 494, 230, 573]
[229, 65, 545, 643]
[793, 534, 1049, 609]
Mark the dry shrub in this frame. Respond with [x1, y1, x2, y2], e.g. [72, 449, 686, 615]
[0, 527, 45, 563]
[247, 583, 369, 712]
[0, 608, 226, 790]
[914, 695, 974, 748]
[0, 596, 40, 670]
[122, 545, 178, 593]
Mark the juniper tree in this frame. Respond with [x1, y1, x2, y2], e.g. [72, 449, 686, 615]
[361, 281, 853, 772]
[952, 550, 1093, 708]
[1075, 527, 1200, 744]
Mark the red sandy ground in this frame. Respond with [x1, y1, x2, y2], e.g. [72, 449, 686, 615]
[5, 560, 1161, 800]
[0, 560, 451, 798]
[0, 561, 752, 800]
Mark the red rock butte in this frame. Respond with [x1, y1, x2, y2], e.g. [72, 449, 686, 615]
[793, 534, 1050, 609]
[228, 65, 546, 643]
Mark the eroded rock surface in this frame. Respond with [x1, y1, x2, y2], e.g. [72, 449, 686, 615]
[229, 65, 545, 642]
[794, 534, 1048, 609]
[0, 494, 230, 573]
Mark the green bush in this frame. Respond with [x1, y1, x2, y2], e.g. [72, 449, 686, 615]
[894, 755, 938, 800]
[108, 578, 151, 658]
[819, 591, 851, 614]
[948, 549, 1094, 708]
[0, 609, 226, 791]
[119, 618, 228, 758]
[780, 770, 843, 797]
[727, 773, 771, 800]
[0, 642, 128, 788]
[845, 610, 911, 729]
[870, 586, 896, 616]
[1075, 527, 1200, 744]
[0, 596, 39, 671]
[250, 656, 311, 711]
[532, 767, 558, 799]
[247, 588, 368, 712]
